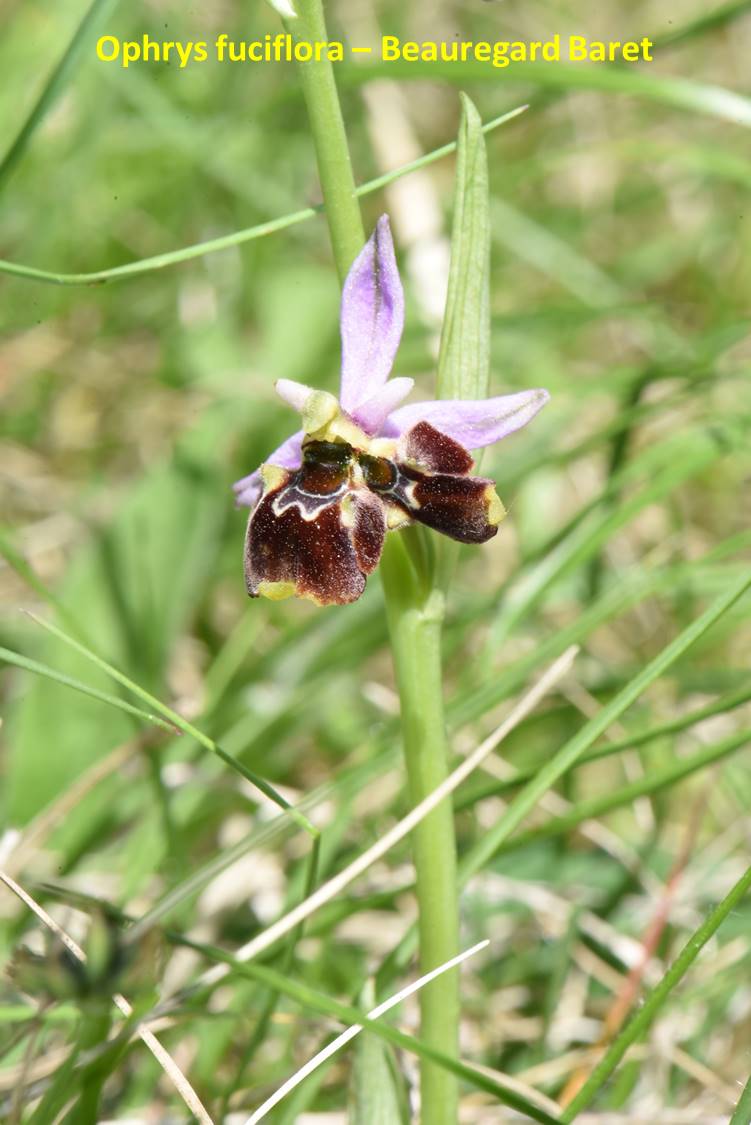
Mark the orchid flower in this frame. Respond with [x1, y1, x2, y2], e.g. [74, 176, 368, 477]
[235, 215, 549, 605]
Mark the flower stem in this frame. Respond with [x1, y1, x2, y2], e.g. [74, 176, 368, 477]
[380, 531, 460, 1125]
[286, 0, 364, 280]
[289, 6, 460, 1118]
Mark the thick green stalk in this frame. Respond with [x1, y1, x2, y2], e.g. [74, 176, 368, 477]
[380, 532, 460, 1125]
[286, 0, 364, 278]
[287, 5, 460, 1117]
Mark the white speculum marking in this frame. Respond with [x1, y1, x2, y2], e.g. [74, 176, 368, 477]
[271, 483, 349, 521]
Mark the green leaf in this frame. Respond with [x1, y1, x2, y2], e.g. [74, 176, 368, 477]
[27, 1033, 83, 1125]
[490, 728, 751, 851]
[341, 62, 751, 128]
[351, 981, 410, 1125]
[437, 93, 490, 401]
[0, 646, 176, 734]
[489, 196, 625, 308]
[177, 940, 564, 1125]
[0, 0, 120, 190]
[730, 1072, 751, 1125]
[0, 106, 525, 287]
[4, 413, 225, 823]
[453, 425, 741, 726]
[649, 0, 751, 49]
[460, 568, 751, 883]
[561, 857, 751, 1120]
[0, 1005, 78, 1024]
[24, 608, 318, 837]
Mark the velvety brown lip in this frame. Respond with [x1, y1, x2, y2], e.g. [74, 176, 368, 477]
[245, 465, 385, 606]
[245, 420, 505, 604]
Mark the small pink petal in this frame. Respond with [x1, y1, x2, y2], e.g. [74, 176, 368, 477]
[384, 389, 550, 449]
[232, 431, 304, 509]
[339, 215, 405, 414]
[234, 480, 263, 508]
[350, 376, 414, 435]
[275, 379, 318, 414]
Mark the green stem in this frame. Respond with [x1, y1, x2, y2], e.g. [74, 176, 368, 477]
[380, 532, 460, 1125]
[288, 6, 460, 1116]
[287, 0, 364, 279]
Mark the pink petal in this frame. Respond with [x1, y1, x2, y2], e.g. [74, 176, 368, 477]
[384, 389, 550, 449]
[275, 379, 318, 414]
[232, 431, 304, 509]
[339, 215, 404, 414]
[349, 376, 414, 435]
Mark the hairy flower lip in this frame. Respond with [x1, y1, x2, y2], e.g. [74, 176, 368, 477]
[234, 214, 548, 510]
[244, 421, 506, 605]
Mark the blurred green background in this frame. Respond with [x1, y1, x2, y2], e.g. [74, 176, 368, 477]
[1, 0, 751, 1121]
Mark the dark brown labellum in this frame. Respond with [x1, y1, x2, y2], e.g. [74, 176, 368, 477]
[245, 423, 503, 606]
[244, 440, 385, 606]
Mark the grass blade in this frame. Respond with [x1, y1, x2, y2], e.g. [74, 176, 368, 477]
[491, 729, 751, 853]
[351, 981, 409, 1124]
[23, 612, 318, 839]
[0, 646, 176, 734]
[730, 1072, 751, 1125]
[343, 62, 751, 128]
[458, 723, 751, 814]
[177, 938, 562, 1125]
[176, 649, 575, 993]
[0, 529, 87, 641]
[560, 859, 751, 1119]
[245, 942, 489, 1124]
[0, 0, 119, 189]
[0, 871, 214, 1124]
[459, 568, 751, 880]
[437, 92, 490, 401]
[0, 106, 526, 286]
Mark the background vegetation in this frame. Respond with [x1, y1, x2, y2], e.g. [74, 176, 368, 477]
[1, 0, 751, 1120]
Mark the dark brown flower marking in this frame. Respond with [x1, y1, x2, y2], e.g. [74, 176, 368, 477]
[358, 451, 397, 492]
[399, 420, 474, 475]
[358, 422, 505, 545]
[245, 423, 504, 606]
[346, 488, 387, 571]
[396, 468, 502, 543]
[245, 440, 385, 606]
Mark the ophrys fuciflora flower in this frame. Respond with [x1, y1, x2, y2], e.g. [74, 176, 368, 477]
[234, 216, 549, 605]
